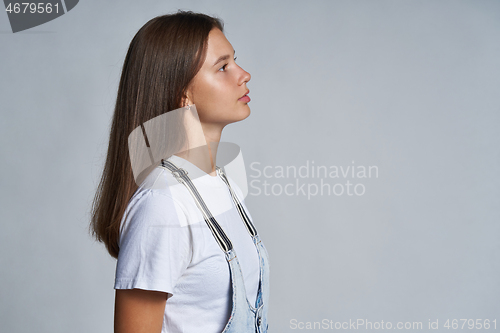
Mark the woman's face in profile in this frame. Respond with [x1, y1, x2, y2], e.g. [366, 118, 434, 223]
[186, 28, 252, 127]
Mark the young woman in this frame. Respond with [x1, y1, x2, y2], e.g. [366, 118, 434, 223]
[90, 11, 269, 333]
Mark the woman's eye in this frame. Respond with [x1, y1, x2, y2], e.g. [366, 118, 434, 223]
[218, 57, 237, 72]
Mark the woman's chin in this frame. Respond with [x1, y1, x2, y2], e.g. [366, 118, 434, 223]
[235, 106, 251, 122]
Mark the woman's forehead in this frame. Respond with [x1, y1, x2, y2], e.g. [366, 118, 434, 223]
[204, 29, 234, 66]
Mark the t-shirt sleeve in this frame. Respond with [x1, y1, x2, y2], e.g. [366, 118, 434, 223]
[114, 190, 191, 297]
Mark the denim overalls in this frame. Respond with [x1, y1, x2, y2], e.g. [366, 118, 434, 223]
[161, 159, 270, 333]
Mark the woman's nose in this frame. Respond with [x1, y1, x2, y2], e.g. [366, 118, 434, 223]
[239, 66, 251, 85]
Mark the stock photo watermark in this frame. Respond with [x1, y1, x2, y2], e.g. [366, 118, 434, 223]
[126, 104, 379, 203]
[3, 0, 79, 33]
[248, 161, 379, 199]
[290, 318, 498, 330]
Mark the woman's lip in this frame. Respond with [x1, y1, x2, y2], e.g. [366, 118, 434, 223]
[239, 90, 250, 98]
[239, 89, 250, 102]
[238, 95, 251, 103]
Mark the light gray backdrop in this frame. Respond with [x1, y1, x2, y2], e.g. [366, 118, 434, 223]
[1, 0, 499, 332]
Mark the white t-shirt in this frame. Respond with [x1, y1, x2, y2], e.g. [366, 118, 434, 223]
[114, 155, 260, 333]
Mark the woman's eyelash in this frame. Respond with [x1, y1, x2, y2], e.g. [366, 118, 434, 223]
[219, 57, 238, 71]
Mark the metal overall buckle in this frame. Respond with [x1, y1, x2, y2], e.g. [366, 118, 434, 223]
[171, 168, 188, 181]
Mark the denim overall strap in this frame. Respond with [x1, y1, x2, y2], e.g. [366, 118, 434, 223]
[215, 166, 258, 238]
[216, 166, 270, 333]
[161, 159, 233, 253]
[160, 159, 269, 333]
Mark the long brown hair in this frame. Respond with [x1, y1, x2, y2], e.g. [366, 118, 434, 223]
[90, 10, 224, 259]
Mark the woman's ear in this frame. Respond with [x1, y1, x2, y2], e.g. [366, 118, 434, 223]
[182, 89, 193, 107]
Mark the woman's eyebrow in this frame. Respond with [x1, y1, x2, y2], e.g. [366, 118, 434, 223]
[213, 49, 236, 67]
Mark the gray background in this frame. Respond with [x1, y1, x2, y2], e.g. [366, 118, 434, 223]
[1, 0, 499, 332]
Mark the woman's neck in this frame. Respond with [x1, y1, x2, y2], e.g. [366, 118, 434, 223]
[174, 122, 223, 177]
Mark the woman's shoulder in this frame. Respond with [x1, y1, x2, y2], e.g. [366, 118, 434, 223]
[134, 164, 178, 195]
[121, 168, 188, 232]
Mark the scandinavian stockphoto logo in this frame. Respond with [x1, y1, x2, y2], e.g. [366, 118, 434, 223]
[128, 104, 248, 227]
[128, 104, 248, 196]
[3, 0, 79, 33]
[127, 105, 250, 225]
[249, 160, 379, 199]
